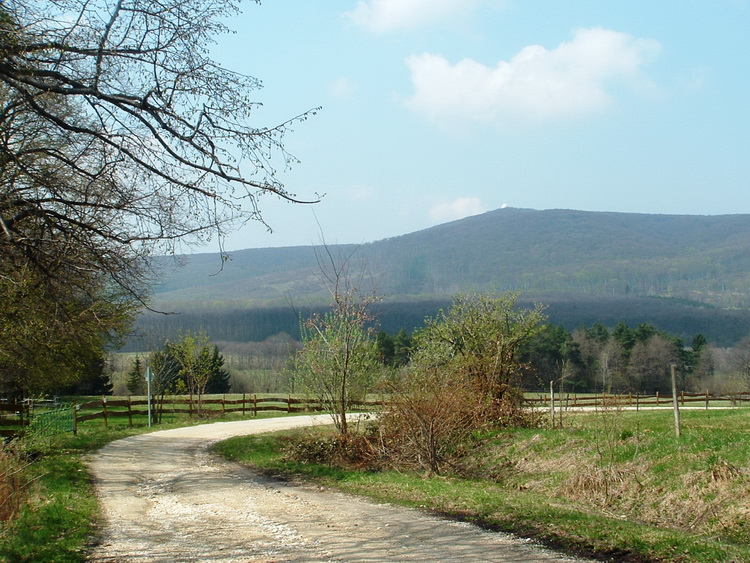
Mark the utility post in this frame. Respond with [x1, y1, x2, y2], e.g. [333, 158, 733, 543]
[145, 366, 152, 428]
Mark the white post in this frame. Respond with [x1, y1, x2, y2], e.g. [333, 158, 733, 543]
[145, 366, 152, 428]
[671, 364, 680, 438]
[549, 379, 555, 428]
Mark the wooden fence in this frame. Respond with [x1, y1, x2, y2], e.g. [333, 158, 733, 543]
[73, 395, 385, 430]
[4, 391, 748, 439]
[0, 400, 29, 438]
[524, 391, 750, 410]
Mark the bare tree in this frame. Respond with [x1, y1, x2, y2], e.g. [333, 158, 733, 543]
[627, 334, 680, 394]
[0, 1, 315, 393]
[0, 0, 317, 293]
[295, 245, 379, 435]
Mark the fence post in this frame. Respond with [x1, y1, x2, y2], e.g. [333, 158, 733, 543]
[636, 392, 639, 412]
[705, 390, 709, 410]
[101, 396, 108, 428]
[671, 364, 681, 438]
[549, 380, 555, 428]
[242, 393, 246, 417]
[253, 394, 257, 417]
[73, 402, 78, 434]
[287, 395, 292, 414]
[656, 391, 660, 406]
[127, 395, 133, 427]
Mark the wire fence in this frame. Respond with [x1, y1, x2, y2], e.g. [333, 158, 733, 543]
[26, 403, 75, 438]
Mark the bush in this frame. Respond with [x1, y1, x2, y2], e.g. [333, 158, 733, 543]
[374, 368, 542, 476]
[282, 431, 378, 471]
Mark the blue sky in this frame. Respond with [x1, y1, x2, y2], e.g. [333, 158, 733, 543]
[210, 0, 750, 250]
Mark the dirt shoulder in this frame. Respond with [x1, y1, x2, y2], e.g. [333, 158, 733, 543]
[87, 415, 587, 562]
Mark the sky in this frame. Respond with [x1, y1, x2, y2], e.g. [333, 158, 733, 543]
[208, 0, 750, 251]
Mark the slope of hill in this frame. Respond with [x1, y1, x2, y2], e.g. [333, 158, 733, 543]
[152, 208, 750, 309]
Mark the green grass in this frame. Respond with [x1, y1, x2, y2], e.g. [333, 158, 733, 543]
[0, 427, 142, 562]
[213, 409, 750, 562]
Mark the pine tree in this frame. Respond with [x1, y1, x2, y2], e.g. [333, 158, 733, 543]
[126, 356, 145, 395]
[205, 347, 231, 394]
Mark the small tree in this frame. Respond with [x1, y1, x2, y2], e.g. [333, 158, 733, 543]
[148, 344, 182, 423]
[296, 245, 379, 435]
[392, 329, 413, 367]
[205, 346, 231, 394]
[170, 331, 220, 414]
[297, 295, 379, 435]
[126, 356, 145, 395]
[149, 333, 229, 416]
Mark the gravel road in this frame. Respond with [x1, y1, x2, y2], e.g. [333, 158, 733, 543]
[87, 415, 587, 562]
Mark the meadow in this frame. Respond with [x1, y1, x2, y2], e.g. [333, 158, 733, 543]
[214, 407, 750, 562]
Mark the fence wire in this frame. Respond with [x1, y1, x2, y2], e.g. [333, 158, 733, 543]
[27, 404, 74, 438]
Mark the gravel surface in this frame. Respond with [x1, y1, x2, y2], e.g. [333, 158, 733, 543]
[87, 415, 589, 562]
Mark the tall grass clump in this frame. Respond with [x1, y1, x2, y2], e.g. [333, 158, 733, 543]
[0, 442, 28, 524]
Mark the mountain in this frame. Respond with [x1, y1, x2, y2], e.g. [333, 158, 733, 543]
[133, 208, 750, 348]
[152, 208, 750, 310]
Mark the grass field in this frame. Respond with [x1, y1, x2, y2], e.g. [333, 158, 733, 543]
[214, 408, 750, 562]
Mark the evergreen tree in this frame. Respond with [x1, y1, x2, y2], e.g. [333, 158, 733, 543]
[392, 329, 413, 367]
[205, 346, 231, 394]
[126, 356, 145, 395]
[61, 354, 113, 396]
[375, 331, 396, 366]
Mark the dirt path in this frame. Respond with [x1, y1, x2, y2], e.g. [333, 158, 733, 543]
[87, 415, 587, 562]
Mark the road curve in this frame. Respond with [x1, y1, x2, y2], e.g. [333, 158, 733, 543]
[87, 415, 586, 562]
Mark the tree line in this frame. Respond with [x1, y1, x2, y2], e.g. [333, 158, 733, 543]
[130, 295, 750, 353]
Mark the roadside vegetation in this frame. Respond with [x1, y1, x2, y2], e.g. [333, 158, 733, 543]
[215, 408, 750, 563]
[0, 410, 297, 561]
[0, 427, 142, 561]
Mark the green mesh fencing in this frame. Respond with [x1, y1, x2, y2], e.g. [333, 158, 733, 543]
[27, 404, 74, 438]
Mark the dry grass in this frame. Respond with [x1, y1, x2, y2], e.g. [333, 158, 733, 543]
[0, 443, 28, 523]
[465, 410, 750, 546]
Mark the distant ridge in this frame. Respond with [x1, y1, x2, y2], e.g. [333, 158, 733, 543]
[153, 207, 750, 310]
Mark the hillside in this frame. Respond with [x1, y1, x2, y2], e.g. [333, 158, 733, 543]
[129, 208, 750, 348]
[152, 208, 750, 309]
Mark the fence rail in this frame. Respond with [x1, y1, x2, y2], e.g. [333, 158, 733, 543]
[72, 395, 385, 431]
[0, 395, 386, 438]
[3, 390, 749, 439]
[0, 401, 29, 438]
[524, 391, 750, 409]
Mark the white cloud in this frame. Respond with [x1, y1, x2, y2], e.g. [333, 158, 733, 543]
[429, 197, 485, 223]
[404, 27, 661, 125]
[345, 0, 487, 34]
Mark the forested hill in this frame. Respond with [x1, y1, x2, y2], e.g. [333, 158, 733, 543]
[153, 208, 750, 310]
